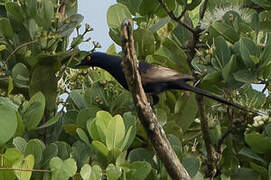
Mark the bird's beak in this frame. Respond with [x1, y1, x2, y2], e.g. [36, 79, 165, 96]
[74, 62, 83, 68]
[74, 60, 88, 68]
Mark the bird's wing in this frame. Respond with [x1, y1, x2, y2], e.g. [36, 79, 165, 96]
[139, 63, 194, 84]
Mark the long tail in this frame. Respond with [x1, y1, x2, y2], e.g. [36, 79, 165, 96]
[178, 81, 264, 115]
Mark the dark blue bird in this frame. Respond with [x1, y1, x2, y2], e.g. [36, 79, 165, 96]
[75, 52, 257, 113]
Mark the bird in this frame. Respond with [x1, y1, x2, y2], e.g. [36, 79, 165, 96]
[75, 52, 261, 114]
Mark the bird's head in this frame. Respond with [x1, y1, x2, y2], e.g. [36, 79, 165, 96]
[75, 53, 96, 68]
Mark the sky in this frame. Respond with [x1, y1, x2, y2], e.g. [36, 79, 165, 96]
[72, 0, 116, 52]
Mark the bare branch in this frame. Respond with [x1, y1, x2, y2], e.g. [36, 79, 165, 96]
[121, 19, 191, 180]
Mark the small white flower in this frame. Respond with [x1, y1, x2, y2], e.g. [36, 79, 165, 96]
[200, 6, 251, 30]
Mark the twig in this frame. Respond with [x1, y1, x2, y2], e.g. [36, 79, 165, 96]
[121, 19, 191, 180]
[217, 129, 231, 153]
[0, 167, 51, 173]
[1, 40, 38, 71]
[196, 95, 217, 178]
[156, 0, 195, 33]
[200, 0, 209, 20]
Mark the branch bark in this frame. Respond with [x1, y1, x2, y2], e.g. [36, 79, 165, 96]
[196, 95, 218, 178]
[121, 19, 191, 180]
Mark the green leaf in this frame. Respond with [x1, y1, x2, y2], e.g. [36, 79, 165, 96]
[15, 112, 25, 136]
[120, 112, 136, 151]
[25, 0, 37, 17]
[222, 55, 239, 84]
[105, 114, 126, 150]
[214, 36, 231, 68]
[12, 154, 34, 180]
[175, 94, 198, 131]
[168, 134, 182, 159]
[23, 92, 45, 130]
[128, 148, 155, 165]
[245, 133, 271, 154]
[42, 143, 58, 168]
[11, 63, 30, 88]
[54, 141, 72, 160]
[28, 18, 39, 40]
[239, 86, 266, 108]
[211, 22, 239, 43]
[231, 168, 260, 180]
[106, 44, 117, 55]
[37, 114, 59, 129]
[92, 111, 112, 143]
[154, 38, 189, 74]
[91, 140, 109, 157]
[239, 37, 260, 67]
[57, 14, 84, 36]
[126, 161, 152, 180]
[260, 42, 271, 65]
[233, 69, 257, 83]
[134, 29, 155, 59]
[122, 0, 143, 15]
[0, 18, 14, 39]
[0, 148, 23, 180]
[29, 65, 57, 112]
[77, 107, 100, 128]
[49, 157, 77, 180]
[187, 0, 202, 10]
[250, 0, 271, 8]
[238, 147, 266, 165]
[69, 90, 85, 110]
[38, 0, 54, 29]
[5, 2, 25, 23]
[107, 3, 132, 29]
[13, 137, 27, 153]
[71, 141, 91, 168]
[80, 164, 102, 180]
[109, 27, 122, 45]
[25, 139, 45, 167]
[87, 119, 100, 142]
[182, 157, 200, 177]
[108, 148, 122, 163]
[139, 0, 160, 16]
[8, 76, 14, 95]
[76, 128, 91, 147]
[0, 102, 17, 145]
[249, 162, 268, 179]
[0, 97, 18, 111]
[155, 0, 176, 18]
[106, 164, 122, 180]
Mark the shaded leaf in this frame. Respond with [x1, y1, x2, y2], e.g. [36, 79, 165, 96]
[0, 102, 17, 145]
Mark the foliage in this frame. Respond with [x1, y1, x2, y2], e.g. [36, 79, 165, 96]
[1, 0, 271, 179]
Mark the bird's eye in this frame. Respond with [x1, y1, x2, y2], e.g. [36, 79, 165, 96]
[87, 55, 91, 61]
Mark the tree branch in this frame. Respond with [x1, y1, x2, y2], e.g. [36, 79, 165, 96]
[121, 19, 191, 180]
[196, 95, 218, 178]
[156, 0, 195, 33]
[200, 0, 209, 20]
